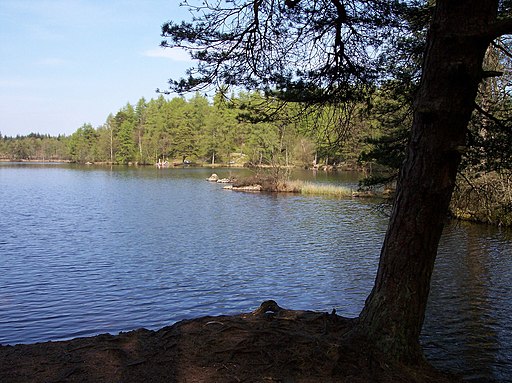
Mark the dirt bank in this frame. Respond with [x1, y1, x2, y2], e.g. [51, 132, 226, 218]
[0, 301, 460, 383]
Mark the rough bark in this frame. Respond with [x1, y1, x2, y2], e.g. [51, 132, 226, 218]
[357, 0, 499, 363]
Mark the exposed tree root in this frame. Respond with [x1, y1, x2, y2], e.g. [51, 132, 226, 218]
[0, 301, 461, 383]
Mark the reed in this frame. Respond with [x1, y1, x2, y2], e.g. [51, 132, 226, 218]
[284, 180, 353, 198]
[232, 173, 353, 197]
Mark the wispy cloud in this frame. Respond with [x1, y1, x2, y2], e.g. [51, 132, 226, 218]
[143, 47, 192, 62]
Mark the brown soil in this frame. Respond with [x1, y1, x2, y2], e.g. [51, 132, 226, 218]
[0, 301, 461, 383]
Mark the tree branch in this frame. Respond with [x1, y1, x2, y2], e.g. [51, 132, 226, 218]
[473, 102, 511, 133]
[481, 70, 504, 78]
[330, 0, 347, 65]
[492, 39, 512, 59]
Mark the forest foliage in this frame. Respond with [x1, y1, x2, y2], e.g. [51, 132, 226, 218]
[0, 91, 375, 169]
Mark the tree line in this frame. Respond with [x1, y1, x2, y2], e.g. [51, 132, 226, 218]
[0, 91, 375, 168]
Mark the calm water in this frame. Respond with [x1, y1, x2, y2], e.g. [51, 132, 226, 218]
[1, 163, 511, 382]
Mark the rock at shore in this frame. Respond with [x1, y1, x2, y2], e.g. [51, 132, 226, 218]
[207, 173, 219, 182]
[223, 184, 263, 191]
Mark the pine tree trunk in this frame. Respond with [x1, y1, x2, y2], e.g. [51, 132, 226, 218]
[357, 0, 498, 363]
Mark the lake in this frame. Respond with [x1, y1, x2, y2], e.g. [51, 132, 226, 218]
[0, 163, 511, 382]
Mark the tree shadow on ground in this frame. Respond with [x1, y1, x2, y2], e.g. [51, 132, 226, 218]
[0, 301, 461, 383]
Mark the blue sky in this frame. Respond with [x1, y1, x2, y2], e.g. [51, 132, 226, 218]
[0, 0, 194, 137]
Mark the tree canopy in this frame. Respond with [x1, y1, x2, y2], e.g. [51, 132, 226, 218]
[161, 0, 432, 102]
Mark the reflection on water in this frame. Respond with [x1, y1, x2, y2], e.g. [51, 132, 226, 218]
[423, 222, 512, 382]
[0, 164, 385, 342]
[0, 163, 511, 382]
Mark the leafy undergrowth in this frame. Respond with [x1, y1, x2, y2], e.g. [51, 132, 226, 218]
[0, 301, 461, 383]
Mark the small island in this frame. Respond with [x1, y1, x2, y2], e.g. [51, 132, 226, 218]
[208, 172, 385, 198]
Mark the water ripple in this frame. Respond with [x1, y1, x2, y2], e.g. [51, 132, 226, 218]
[1, 164, 511, 382]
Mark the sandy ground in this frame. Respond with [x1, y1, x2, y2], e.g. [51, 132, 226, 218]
[0, 301, 461, 383]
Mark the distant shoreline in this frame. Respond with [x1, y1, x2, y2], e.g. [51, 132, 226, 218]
[0, 158, 72, 163]
[0, 158, 363, 172]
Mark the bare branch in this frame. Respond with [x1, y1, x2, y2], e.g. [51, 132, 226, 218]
[491, 39, 512, 59]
